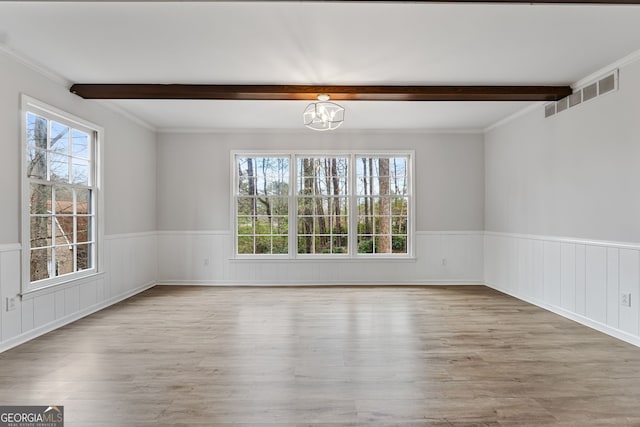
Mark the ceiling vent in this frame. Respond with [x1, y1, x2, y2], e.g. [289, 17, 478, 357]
[545, 69, 618, 119]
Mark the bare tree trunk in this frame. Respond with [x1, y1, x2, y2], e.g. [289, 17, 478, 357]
[302, 159, 314, 253]
[30, 116, 49, 281]
[378, 158, 391, 253]
[331, 158, 342, 246]
[247, 158, 257, 217]
[368, 158, 374, 235]
[314, 163, 327, 248]
[361, 158, 370, 235]
[259, 158, 271, 219]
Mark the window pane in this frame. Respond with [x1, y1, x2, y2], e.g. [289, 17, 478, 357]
[50, 153, 70, 183]
[27, 113, 48, 149]
[392, 236, 407, 254]
[357, 216, 373, 234]
[297, 197, 314, 216]
[30, 216, 52, 248]
[314, 236, 331, 254]
[55, 185, 74, 214]
[255, 198, 271, 215]
[297, 217, 313, 235]
[27, 147, 47, 180]
[255, 216, 271, 235]
[357, 235, 373, 254]
[237, 197, 255, 216]
[55, 245, 74, 276]
[55, 216, 74, 246]
[375, 235, 393, 254]
[272, 236, 288, 254]
[375, 216, 391, 233]
[71, 158, 89, 185]
[392, 216, 408, 234]
[72, 129, 90, 159]
[333, 216, 348, 234]
[314, 217, 330, 235]
[273, 216, 288, 235]
[30, 248, 51, 282]
[77, 216, 91, 243]
[237, 236, 254, 254]
[237, 216, 253, 235]
[50, 121, 69, 154]
[298, 236, 312, 254]
[30, 184, 52, 214]
[270, 197, 288, 216]
[357, 197, 373, 215]
[76, 188, 91, 215]
[255, 236, 271, 254]
[332, 236, 348, 254]
[76, 243, 92, 271]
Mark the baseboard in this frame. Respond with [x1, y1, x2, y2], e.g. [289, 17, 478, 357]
[157, 280, 484, 286]
[485, 282, 640, 348]
[0, 281, 157, 353]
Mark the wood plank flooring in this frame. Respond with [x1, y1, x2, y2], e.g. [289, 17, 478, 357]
[1, 285, 640, 426]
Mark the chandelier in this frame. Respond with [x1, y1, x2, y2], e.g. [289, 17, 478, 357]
[303, 94, 345, 131]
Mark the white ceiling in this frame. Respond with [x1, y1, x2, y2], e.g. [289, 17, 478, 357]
[1, 1, 640, 131]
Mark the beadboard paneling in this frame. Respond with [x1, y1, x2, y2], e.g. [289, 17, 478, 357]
[0, 233, 158, 352]
[485, 232, 640, 347]
[157, 231, 484, 285]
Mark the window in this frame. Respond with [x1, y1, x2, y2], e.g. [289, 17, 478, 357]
[296, 157, 349, 254]
[356, 156, 409, 254]
[236, 157, 289, 255]
[234, 152, 413, 257]
[22, 97, 101, 291]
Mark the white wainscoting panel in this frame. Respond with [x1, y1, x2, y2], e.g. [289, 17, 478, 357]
[157, 231, 484, 285]
[0, 232, 158, 352]
[485, 232, 640, 347]
[619, 249, 640, 336]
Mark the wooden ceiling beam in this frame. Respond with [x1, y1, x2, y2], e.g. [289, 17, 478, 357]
[70, 84, 572, 102]
[33, 1, 640, 4]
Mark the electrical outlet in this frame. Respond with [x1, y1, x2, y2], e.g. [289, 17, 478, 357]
[441, 258, 447, 266]
[621, 293, 632, 307]
[6, 296, 17, 312]
[204, 258, 210, 266]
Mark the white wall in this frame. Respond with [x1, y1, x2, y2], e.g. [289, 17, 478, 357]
[484, 57, 640, 346]
[156, 131, 485, 284]
[0, 49, 158, 351]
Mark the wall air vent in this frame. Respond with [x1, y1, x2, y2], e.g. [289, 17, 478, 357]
[598, 73, 616, 95]
[545, 69, 618, 119]
[582, 82, 598, 102]
[556, 97, 568, 113]
[569, 91, 582, 107]
[544, 103, 556, 118]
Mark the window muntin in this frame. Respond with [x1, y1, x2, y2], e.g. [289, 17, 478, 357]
[25, 109, 97, 286]
[234, 152, 412, 258]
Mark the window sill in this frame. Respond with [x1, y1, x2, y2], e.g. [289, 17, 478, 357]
[229, 256, 417, 263]
[21, 271, 105, 300]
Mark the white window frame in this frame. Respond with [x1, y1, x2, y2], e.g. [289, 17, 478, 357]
[21, 95, 104, 294]
[231, 150, 415, 259]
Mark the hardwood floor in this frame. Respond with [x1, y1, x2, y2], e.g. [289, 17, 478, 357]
[1, 285, 640, 426]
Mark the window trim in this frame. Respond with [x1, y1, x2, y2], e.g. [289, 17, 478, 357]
[20, 95, 104, 294]
[231, 150, 415, 259]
